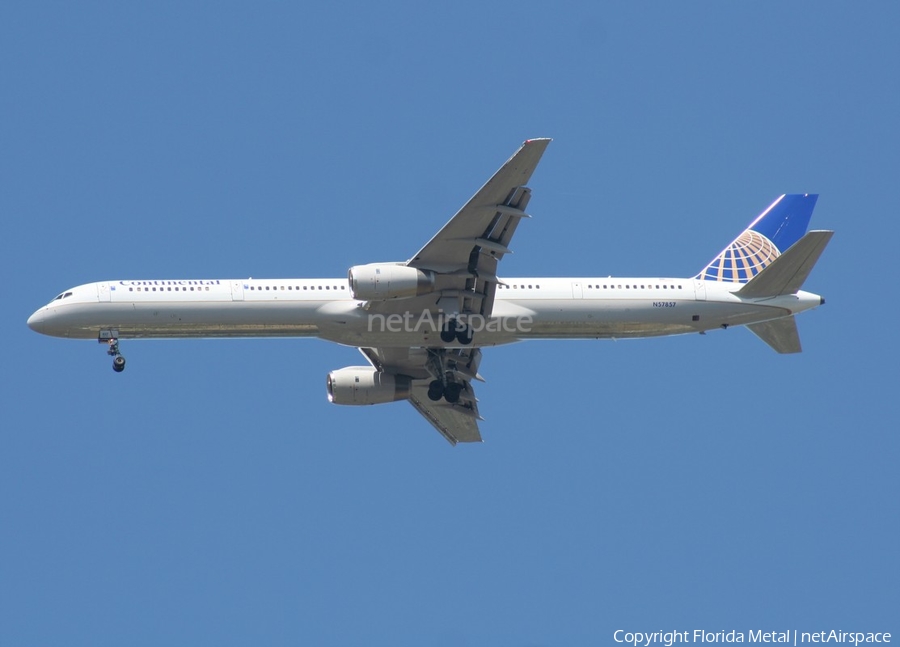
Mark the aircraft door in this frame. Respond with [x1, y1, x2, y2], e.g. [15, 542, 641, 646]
[694, 280, 707, 301]
[98, 282, 111, 302]
[231, 280, 245, 301]
[571, 281, 584, 299]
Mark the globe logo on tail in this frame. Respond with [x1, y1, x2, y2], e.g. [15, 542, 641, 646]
[699, 229, 780, 282]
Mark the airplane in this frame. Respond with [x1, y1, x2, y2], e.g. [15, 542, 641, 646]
[27, 138, 833, 445]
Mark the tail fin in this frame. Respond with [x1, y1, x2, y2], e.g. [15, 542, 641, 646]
[696, 194, 818, 283]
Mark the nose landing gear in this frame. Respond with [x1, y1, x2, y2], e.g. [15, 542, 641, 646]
[100, 331, 126, 372]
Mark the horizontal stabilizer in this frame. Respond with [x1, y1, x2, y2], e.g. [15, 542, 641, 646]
[736, 230, 834, 298]
[747, 317, 802, 354]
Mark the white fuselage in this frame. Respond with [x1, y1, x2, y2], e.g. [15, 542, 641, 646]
[26, 276, 824, 347]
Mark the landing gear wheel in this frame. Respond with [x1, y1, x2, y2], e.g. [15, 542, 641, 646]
[440, 319, 457, 344]
[456, 325, 473, 345]
[444, 382, 462, 404]
[103, 336, 126, 373]
[427, 380, 444, 401]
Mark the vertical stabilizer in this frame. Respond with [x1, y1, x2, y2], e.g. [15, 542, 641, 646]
[697, 194, 818, 283]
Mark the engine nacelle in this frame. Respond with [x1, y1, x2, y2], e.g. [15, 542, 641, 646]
[348, 263, 435, 300]
[326, 366, 411, 405]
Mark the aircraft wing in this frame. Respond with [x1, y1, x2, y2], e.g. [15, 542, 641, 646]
[404, 138, 551, 318]
[360, 347, 484, 445]
[408, 387, 482, 445]
[352, 140, 550, 444]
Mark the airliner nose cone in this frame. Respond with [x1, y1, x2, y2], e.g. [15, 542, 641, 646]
[27, 310, 44, 333]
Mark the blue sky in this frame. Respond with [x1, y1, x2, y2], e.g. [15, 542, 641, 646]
[2, 3, 898, 645]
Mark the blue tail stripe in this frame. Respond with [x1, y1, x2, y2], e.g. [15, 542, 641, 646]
[749, 194, 818, 251]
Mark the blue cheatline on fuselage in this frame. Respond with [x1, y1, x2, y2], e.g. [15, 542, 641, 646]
[696, 194, 818, 283]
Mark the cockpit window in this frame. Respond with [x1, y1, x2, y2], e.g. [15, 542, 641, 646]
[53, 292, 73, 301]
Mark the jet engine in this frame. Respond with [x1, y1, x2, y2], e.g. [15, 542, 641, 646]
[348, 263, 435, 300]
[326, 366, 411, 405]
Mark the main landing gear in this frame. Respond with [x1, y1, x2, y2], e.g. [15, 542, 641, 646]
[439, 318, 474, 345]
[100, 332, 126, 372]
[425, 348, 478, 404]
[427, 379, 463, 403]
